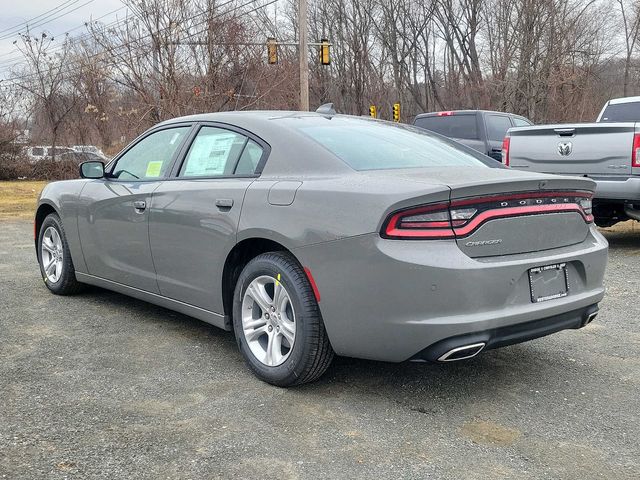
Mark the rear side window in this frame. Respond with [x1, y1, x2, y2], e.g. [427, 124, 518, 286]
[486, 115, 513, 141]
[234, 140, 264, 175]
[297, 119, 491, 171]
[600, 102, 640, 122]
[413, 114, 479, 140]
[180, 127, 248, 177]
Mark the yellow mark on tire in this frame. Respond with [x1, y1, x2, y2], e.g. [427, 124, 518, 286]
[276, 273, 281, 286]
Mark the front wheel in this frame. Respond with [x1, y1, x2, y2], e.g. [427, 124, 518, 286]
[37, 213, 84, 295]
[233, 252, 334, 386]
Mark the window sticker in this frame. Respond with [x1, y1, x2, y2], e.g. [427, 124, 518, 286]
[184, 132, 238, 176]
[145, 160, 163, 177]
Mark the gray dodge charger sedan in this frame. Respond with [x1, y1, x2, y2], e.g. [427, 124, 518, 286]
[35, 111, 608, 386]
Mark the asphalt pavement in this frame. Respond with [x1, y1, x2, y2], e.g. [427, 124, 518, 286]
[1, 220, 639, 479]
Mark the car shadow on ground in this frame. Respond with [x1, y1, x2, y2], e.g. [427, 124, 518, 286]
[78, 285, 562, 402]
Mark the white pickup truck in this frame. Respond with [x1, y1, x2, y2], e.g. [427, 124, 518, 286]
[503, 96, 640, 226]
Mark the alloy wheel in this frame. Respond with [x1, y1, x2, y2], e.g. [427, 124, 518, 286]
[41, 226, 64, 283]
[241, 275, 296, 367]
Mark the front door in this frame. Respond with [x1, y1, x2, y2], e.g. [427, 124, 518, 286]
[77, 125, 192, 292]
[149, 124, 267, 313]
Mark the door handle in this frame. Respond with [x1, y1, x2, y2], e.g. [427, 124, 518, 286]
[133, 200, 146, 211]
[215, 198, 234, 210]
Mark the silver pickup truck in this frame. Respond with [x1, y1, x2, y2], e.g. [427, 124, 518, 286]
[504, 96, 640, 226]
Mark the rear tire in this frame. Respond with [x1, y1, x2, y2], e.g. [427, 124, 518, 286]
[37, 213, 84, 295]
[232, 252, 334, 386]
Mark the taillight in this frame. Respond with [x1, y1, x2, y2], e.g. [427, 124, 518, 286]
[578, 197, 592, 216]
[632, 133, 640, 167]
[502, 136, 510, 166]
[383, 203, 456, 239]
[382, 191, 594, 240]
[437, 111, 454, 116]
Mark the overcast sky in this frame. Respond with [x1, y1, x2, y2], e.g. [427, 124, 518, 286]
[0, 0, 129, 79]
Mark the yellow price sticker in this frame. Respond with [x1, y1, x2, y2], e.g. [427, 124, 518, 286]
[145, 161, 163, 177]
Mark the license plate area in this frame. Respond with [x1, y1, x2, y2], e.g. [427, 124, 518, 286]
[528, 263, 569, 303]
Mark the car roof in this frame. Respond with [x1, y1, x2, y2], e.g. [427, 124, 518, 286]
[158, 110, 340, 126]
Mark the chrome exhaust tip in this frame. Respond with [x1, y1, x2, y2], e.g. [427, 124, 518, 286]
[585, 312, 598, 325]
[437, 342, 486, 362]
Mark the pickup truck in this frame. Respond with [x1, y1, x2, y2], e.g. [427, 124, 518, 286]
[413, 110, 533, 162]
[504, 96, 640, 226]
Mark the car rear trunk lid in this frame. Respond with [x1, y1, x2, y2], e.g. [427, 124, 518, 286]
[444, 169, 593, 257]
[380, 167, 594, 258]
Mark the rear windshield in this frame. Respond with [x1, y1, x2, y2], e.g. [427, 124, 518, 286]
[413, 114, 479, 140]
[296, 118, 492, 171]
[599, 102, 640, 122]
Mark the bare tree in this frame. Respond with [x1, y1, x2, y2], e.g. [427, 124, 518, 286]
[617, 0, 640, 96]
[12, 32, 78, 160]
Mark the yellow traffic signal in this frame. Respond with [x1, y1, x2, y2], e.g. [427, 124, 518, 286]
[369, 105, 377, 118]
[393, 103, 400, 122]
[267, 37, 278, 64]
[320, 38, 330, 65]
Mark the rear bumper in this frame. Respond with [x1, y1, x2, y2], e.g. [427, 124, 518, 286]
[294, 226, 608, 362]
[591, 175, 640, 202]
[412, 303, 599, 362]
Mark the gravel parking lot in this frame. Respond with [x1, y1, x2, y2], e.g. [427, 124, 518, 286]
[1, 220, 639, 479]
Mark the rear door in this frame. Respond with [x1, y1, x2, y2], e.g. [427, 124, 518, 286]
[77, 125, 192, 292]
[484, 114, 514, 161]
[149, 123, 269, 314]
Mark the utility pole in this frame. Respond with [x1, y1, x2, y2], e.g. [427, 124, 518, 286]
[298, 0, 309, 111]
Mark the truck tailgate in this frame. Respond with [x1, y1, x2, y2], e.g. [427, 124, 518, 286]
[508, 123, 637, 175]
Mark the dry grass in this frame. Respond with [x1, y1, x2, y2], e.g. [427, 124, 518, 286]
[600, 220, 639, 234]
[0, 180, 48, 220]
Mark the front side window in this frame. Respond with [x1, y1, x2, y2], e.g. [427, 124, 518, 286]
[112, 127, 189, 180]
[179, 126, 263, 177]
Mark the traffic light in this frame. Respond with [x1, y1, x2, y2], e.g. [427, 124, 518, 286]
[393, 103, 400, 122]
[319, 38, 330, 65]
[369, 105, 377, 118]
[267, 37, 278, 64]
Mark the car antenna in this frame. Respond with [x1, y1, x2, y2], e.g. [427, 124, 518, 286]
[315, 103, 336, 117]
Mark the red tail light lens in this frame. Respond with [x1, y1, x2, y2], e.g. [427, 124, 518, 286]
[632, 133, 640, 167]
[437, 111, 454, 116]
[502, 136, 510, 166]
[383, 203, 456, 239]
[382, 191, 594, 240]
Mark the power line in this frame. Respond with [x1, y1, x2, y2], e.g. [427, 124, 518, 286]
[0, 7, 132, 70]
[0, 0, 78, 36]
[3, 0, 278, 86]
[0, 0, 97, 42]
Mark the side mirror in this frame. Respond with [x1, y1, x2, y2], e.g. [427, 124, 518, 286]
[80, 161, 105, 179]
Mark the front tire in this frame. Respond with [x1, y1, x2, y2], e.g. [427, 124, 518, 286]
[233, 252, 334, 386]
[37, 213, 84, 295]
